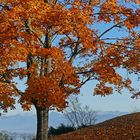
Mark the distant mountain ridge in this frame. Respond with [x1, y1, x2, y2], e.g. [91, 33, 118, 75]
[0, 131, 34, 140]
[0, 111, 128, 134]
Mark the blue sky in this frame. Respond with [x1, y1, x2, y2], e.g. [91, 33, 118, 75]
[7, 78, 140, 116]
[79, 80, 140, 112]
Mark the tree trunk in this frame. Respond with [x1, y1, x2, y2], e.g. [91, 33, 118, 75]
[35, 106, 49, 140]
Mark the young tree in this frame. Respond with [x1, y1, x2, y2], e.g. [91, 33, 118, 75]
[0, 0, 140, 140]
[0, 132, 11, 140]
[64, 96, 97, 128]
[48, 124, 75, 136]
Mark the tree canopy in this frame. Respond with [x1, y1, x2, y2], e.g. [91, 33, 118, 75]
[0, 0, 140, 111]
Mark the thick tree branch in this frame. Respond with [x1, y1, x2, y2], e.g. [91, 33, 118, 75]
[1, 78, 24, 96]
[69, 38, 80, 63]
[76, 69, 94, 75]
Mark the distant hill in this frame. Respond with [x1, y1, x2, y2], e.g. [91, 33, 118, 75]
[50, 112, 140, 140]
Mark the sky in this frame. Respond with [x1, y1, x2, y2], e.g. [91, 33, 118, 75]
[79, 80, 140, 112]
[7, 72, 140, 116]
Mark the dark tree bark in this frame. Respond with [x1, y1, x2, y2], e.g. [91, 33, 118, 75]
[35, 1, 52, 140]
[35, 106, 49, 140]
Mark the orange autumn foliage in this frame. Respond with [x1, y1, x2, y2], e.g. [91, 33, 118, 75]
[0, 0, 140, 111]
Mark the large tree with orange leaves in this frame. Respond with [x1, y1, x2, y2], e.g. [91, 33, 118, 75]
[0, 0, 140, 139]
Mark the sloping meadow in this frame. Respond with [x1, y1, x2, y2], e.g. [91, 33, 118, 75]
[50, 113, 140, 140]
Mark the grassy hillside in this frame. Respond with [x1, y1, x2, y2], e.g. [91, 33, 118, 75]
[50, 112, 140, 140]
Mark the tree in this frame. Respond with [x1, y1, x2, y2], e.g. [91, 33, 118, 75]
[0, 132, 11, 140]
[48, 124, 75, 136]
[0, 0, 140, 140]
[64, 96, 97, 128]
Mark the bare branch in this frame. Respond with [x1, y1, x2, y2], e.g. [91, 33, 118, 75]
[64, 96, 97, 128]
[99, 22, 123, 39]
[131, 92, 140, 99]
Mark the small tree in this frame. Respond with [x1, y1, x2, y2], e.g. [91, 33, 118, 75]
[0, 132, 11, 140]
[48, 124, 75, 136]
[64, 96, 97, 128]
